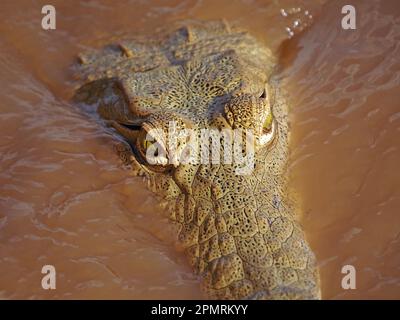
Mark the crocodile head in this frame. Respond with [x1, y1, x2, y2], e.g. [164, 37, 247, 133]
[74, 21, 320, 299]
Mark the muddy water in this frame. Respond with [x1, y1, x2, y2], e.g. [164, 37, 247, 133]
[0, 0, 398, 299]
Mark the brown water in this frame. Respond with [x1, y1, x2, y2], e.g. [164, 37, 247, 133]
[0, 0, 399, 299]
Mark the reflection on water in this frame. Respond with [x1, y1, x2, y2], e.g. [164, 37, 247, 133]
[0, 0, 399, 299]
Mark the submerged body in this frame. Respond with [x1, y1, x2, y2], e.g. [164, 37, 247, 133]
[74, 20, 320, 299]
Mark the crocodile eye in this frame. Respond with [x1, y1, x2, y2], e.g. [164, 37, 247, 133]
[136, 127, 169, 169]
[142, 138, 159, 156]
[263, 112, 273, 133]
[260, 111, 276, 146]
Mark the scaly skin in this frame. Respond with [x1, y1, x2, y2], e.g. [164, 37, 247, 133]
[73, 20, 320, 299]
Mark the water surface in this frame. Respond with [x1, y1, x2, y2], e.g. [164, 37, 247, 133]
[0, 0, 399, 299]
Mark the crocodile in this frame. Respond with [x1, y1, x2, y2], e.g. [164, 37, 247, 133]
[73, 20, 320, 300]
